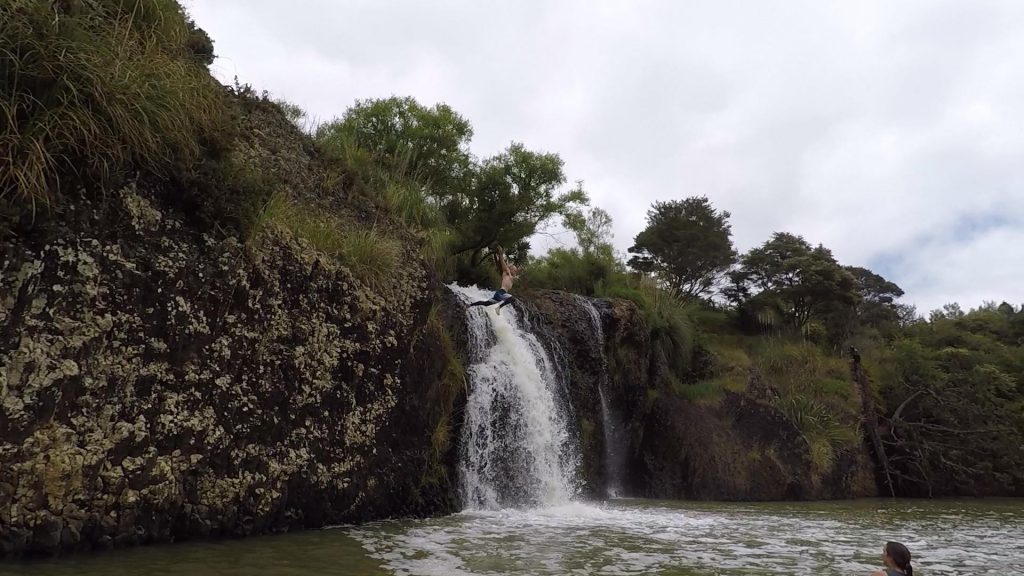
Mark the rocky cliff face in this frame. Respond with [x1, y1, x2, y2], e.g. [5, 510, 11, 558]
[529, 291, 878, 501]
[0, 188, 464, 557]
[1, 190, 877, 557]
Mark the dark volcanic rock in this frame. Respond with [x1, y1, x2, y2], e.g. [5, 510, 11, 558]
[527, 290, 878, 502]
[0, 188, 463, 557]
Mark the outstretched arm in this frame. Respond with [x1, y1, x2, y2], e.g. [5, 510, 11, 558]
[495, 246, 511, 276]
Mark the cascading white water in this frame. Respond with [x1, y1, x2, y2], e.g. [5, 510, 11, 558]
[449, 284, 580, 509]
[576, 296, 627, 498]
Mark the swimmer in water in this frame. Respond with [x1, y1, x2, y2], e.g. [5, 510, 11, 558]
[872, 541, 913, 576]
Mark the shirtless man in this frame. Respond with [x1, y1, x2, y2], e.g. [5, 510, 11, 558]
[469, 246, 519, 314]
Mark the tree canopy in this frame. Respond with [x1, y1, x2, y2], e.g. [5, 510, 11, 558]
[728, 232, 859, 330]
[317, 96, 475, 196]
[627, 197, 736, 300]
[448, 142, 587, 264]
[315, 97, 587, 271]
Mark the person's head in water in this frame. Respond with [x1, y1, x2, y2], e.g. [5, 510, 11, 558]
[882, 541, 913, 575]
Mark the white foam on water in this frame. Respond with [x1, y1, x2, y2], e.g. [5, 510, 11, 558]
[448, 284, 580, 510]
[349, 500, 1024, 575]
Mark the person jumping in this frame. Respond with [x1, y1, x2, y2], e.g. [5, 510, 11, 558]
[469, 246, 519, 315]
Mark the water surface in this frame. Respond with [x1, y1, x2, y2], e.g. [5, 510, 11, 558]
[4, 498, 1021, 575]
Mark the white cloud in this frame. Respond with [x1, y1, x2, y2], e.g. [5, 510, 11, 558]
[187, 0, 1024, 310]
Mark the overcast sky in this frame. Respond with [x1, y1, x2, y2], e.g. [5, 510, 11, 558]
[188, 0, 1024, 313]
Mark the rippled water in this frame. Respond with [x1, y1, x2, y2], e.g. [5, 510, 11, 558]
[4, 499, 1021, 575]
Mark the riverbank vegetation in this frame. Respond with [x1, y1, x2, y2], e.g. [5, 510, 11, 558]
[2, 0, 1020, 498]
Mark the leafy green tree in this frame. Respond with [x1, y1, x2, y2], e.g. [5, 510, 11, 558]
[729, 233, 859, 330]
[996, 301, 1017, 316]
[523, 247, 621, 296]
[317, 98, 586, 274]
[627, 197, 737, 299]
[847, 266, 904, 305]
[449, 143, 588, 266]
[525, 207, 622, 295]
[893, 303, 922, 327]
[316, 96, 475, 195]
[834, 266, 906, 338]
[817, 267, 905, 347]
[565, 207, 613, 254]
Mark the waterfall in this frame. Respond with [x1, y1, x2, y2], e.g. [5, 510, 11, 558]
[576, 296, 627, 498]
[449, 284, 580, 509]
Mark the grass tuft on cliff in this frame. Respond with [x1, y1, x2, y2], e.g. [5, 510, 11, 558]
[254, 192, 401, 290]
[0, 0, 226, 214]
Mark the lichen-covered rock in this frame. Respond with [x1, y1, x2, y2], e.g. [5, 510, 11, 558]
[0, 187, 461, 557]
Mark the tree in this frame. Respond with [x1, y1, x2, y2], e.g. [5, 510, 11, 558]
[729, 233, 859, 330]
[996, 301, 1017, 317]
[894, 303, 922, 328]
[317, 98, 588, 273]
[316, 96, 475, 196]
[817, 267, 904, 346]
[449, 143, 588, 266]
[846, 266, 904, 305]
[524, 207, 621, 296]
[842, 265, 906, 333]
[930, 303, 965, 322]
[564, 207, 613, 253]
[627, 197, 736, 299]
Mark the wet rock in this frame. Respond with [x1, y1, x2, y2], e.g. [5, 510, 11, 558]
[95, 535, 114, 550]
[0, 527, 29, 556]
[60, 523, 81, 548]
[30, 516, 64, 554]
[530, 289, 878, 502]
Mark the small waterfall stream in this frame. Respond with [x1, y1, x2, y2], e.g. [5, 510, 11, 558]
[576, 296, 628, 497]
[449, 284, 580, 509]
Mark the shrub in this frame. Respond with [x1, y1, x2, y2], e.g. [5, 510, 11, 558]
[525, 247, 619, 296]
[775, 393, 859, 470]
[0, 0, 226, 213]
[594, 281, 646, 304]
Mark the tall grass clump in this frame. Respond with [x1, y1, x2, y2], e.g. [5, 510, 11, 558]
[255, 193, 400, 290]
[316, 128, 446, 228]
[0, 0, 225, 213]
[314, 127, 454, 273]
[776, 392, 860, 471]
